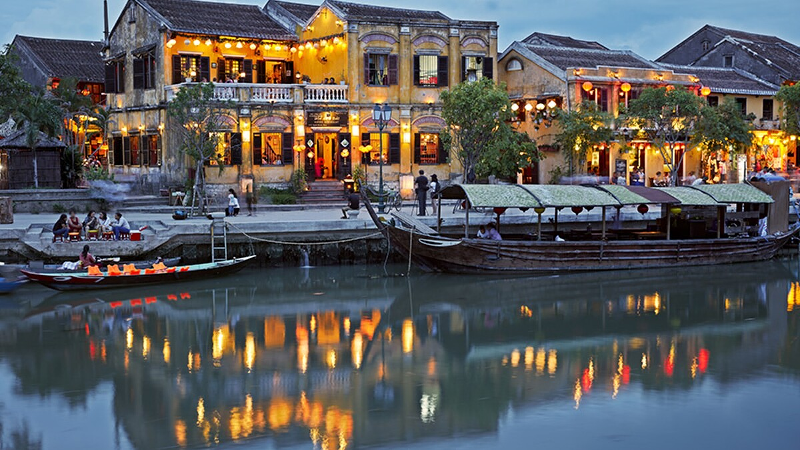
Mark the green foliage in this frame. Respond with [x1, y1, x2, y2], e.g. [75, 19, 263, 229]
[352, 164, 367, 187]
[0, 46, 32, 119]
[622, 86, 704, 185]
[60, 145, 83, 188]
[440, 78, 540, 182]
[547, 165, 566, 185]
[694, 98, 753, 156]
[167, 83, 233, 213]
[554, 101, 614, 175]
[289, 168, 308, 195]
[84, 165, 114, 181]
[52, 203, 66, 214]
[776, 83, 800, 136]
[259, 187, 297, 204]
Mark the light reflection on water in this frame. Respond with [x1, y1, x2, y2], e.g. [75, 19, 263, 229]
[0, 260, 799, 450]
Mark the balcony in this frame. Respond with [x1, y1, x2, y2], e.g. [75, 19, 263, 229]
[164, 82, 348, 104]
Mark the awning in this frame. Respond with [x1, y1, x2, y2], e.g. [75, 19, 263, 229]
[595, 185, 678, 205]
[690, 183, 774, 204]
[521, 184, 619, 208]
[438, 184, 542, 208]
[653, 187, 724, 206]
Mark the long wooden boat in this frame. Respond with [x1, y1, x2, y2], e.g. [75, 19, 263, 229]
[21, 255, 255, 291]
[364, 182, 800, 274]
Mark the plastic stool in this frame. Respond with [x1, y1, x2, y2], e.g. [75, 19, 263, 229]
[102, 231, 114, 241]
[86, 230, 99, 240]
[68, 232, 81, 242]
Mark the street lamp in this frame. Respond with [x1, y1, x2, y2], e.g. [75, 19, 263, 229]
[373, 103, 392, 213]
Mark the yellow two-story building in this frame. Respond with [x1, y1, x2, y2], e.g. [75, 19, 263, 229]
[104, 0, 498, 196]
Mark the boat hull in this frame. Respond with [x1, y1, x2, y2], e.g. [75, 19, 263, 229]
[383, 225, 797, 274]
[21, 256, 255, 291]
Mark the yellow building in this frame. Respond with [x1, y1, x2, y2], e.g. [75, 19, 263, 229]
[499, 33, 699, 185]
[105, 0, 498, 197]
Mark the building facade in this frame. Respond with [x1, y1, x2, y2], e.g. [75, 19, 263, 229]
[104, 0, 498, 195]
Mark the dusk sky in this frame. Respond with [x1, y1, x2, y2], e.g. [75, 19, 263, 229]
[2, 0, 799, 60]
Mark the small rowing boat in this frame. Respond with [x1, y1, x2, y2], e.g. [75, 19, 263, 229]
[0, 277, 28, 294]
[21, 255, 255, 291]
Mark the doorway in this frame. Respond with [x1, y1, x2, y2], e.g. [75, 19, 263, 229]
[314, 133, 339, 179]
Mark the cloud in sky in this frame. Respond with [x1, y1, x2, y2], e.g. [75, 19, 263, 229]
[2, 0, 799, 60]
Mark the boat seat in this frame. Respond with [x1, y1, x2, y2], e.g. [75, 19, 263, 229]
[390, 211, 439, 235]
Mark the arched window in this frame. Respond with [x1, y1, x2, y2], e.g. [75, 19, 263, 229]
[506, 58, 523, 71]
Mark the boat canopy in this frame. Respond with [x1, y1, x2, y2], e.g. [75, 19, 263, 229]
[437, 183, 773, 209]
[690, 183, 774, 204]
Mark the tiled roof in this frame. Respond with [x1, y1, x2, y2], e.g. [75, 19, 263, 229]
[707, 25, 796, 46]
[141, 0, 295, 40]
[326, 0, 450, 23]
[521, 43, 657, 71]
[0, 129, 66, 149]
[521, 32, 607, 50]
[660, 63, 779, 96]
[13, 36, 104, 83]
[271, 0, 319, 23]
[737, 40, 800, 80]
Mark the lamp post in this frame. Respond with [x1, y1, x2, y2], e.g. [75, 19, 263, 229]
[373, 103, 392, 213]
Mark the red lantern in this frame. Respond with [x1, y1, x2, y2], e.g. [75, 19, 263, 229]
[637, 204, 649, 215]
[571, 206, 583, 215]
[493, 207, 507, 215]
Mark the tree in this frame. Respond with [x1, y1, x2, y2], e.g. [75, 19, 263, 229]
[622, 86, 704, 185]
[0, 45, 32, 120]
[167, 83, 233, 215]
[440, 78, 539, 182]
[775, 82, 800, 137]
[553, 100, 614, 176]
[13, 93, 63, 188]
[694, 98, 753, 158]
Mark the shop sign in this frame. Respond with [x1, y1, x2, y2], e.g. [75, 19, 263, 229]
[307, 111, 348, 128]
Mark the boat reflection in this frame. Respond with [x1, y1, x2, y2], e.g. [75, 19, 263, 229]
[1, 262, 798, 449]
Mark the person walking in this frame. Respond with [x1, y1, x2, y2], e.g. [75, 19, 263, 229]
[245, 186, 255, 216]
[429, 174, 440, 215]
[227, 189, 240, 216]
[414, 170, 429, 216]
[111, 212, 130, 241]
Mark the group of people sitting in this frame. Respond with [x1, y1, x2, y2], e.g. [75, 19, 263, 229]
[52, 210, 131, 242]
[477, 222, 502, 241]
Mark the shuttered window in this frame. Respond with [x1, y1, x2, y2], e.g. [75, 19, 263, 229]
[365, 53, 398, 86]
[133, 51, 157, 89]
[461, 56, 493, 82]
[105, 59, 125, 93]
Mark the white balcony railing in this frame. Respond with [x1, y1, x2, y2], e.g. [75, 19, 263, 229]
[165, 82, 348, 104]
[250, 84, 294, 103]
[304, 84, 348, 103]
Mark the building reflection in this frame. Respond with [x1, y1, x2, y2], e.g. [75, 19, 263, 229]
[1, 262, 800, 449]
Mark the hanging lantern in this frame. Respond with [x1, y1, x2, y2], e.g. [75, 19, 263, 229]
[571, 206, 583, 215]
[621, 82, 631, 93]
[333, 36, 341, 45]
[534, 207, 546, 215]
[224, 42, 232, 49]
[305, 42, 312, 49]
[321, 39, 328, 47]
[669, 207, 682, 215]
[547, 99, 557, 109]
[236, 42, 243, 49]
[183, 39, 191, 46]
[582, 81, 593, 92]
[493, 207, 507, 215]
[192, 39, 200, 46]
[249, 43, 257, 50]
[290, 46, 297, 53]
[307, 151, 315, 158]
[264, 44, 271, 51]
[205, 39, 212, 46]
[524, 103, 533, 112]
[166, 39, 176, 48]
[637, 204, 649, 215]
[341, 149, 350, 158]
[700, 86, 711, 96]
[511, 103, 519, 112]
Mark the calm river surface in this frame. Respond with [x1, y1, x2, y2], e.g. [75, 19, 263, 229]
[1, 260, 799, 450]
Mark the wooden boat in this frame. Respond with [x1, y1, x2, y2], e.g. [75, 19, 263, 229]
[364, 182, 800, 274]
[21, 255, 255, 291]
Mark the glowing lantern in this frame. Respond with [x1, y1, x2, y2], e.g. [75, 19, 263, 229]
[525, 103, 533, 112]
[192, 39, 200, 46]
[305, 42, 312, 49]
[224, 42, 232, 49]
[637, 204, 649, 215]
[249, 43, 256, 50]
[547, 99, 557, 109]
[621, 82, 631, 93]
[166, 39, 176, 48]
[321, 39, 328, 47]
[236, 42, 243, 49]
[511, 103, 519, 111]
[205, 39, 212, 46]
[700, 86, 711, 96]
[183, 39, 191, 46]
[582, 81, 593, 92]
[333, 36, 341, 45]
[290, 46, 297, 53]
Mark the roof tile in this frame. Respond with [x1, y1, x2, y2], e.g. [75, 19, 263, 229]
[14, 36, 105, 83]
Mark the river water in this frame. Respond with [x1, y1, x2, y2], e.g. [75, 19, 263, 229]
[0, 260, 799, 450]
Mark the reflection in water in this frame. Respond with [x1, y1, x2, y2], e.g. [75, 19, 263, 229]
[0, 261, 799, 449]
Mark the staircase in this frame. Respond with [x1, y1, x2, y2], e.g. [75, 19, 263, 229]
[116, 195, 171, 213]
[299, 179, 346, 206]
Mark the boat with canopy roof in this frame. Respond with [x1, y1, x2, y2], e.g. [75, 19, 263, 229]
[363, 182, 799, 274]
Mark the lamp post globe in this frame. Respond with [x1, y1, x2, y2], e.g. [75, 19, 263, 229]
[373, 103, 392, 213]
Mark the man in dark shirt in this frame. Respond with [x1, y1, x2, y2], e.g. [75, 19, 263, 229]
[342, 188, 360, 219]
[415, 170, 429, 216]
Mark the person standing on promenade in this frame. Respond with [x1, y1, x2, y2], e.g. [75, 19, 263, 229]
[415, 170, 429, 216]
[227, 189, 240, 216]
[245, 186, 255, 216]
[429, 174, 440, 215]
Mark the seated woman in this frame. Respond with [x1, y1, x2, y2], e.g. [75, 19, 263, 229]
[98, 212, 112, 232]
[67, 210, 82, 236]
[83, 210, 99, 232]
[79, 245, 97, 268]
[52, 214, 68, 241]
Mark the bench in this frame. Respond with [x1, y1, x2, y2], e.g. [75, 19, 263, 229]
[390, 211, 439, 235]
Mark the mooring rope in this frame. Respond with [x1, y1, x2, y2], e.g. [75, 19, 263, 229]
[226, 221, 384, 246]
[407, 226, 414, 276]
